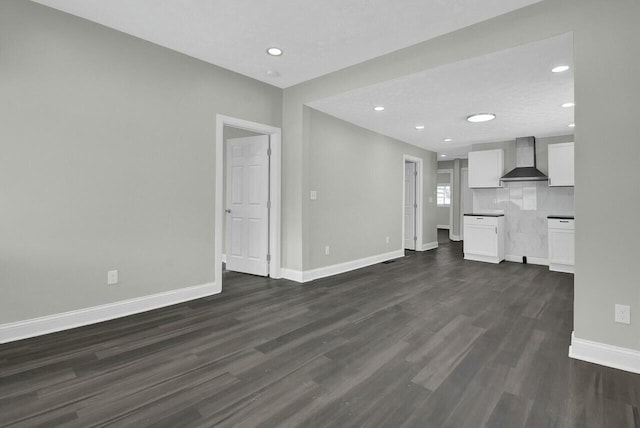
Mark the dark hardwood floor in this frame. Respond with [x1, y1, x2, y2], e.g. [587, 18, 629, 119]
[2, 241, 639, 427]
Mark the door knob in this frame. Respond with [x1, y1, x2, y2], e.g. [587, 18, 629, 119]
[225, 209, 231, 213]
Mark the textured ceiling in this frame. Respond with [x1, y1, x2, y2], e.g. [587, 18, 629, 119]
[32, 0, 541, 88]
[308, 34, 575, 158]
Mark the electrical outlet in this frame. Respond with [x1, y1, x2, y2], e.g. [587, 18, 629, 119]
[324, 245, 330, 255]
[385, 236, 390, 244]
[107, 270, 119, 285]
[615, 304, 631, 324]
[310, 190, 317, 200]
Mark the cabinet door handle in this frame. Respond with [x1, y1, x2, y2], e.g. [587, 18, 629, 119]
[560, 220, 569, 223]
[495, 227, 497, 234]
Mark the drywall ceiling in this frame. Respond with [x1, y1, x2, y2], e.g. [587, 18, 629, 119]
[308, 33, 575, 158]
[32, 0, 541, 88]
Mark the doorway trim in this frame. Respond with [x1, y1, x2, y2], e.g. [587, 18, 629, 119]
[402, 155, 423, 252]
[215, 115, 282, 289]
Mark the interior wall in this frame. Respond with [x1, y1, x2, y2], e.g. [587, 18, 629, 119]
[0, 0, 282, 324]
[306, 109, 437, 270]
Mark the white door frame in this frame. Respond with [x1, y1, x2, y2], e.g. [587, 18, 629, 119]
[216, 115, 282, 289]
[437, 168, 454, 239]
[402, 155, 423, 251]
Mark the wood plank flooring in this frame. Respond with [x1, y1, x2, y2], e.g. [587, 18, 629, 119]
[1, 238, 639, 427]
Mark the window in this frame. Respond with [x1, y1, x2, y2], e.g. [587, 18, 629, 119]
[437, 184, 451, 206]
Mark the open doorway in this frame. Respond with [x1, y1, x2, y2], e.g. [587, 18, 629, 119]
[436, 169, 453, 242]
[215, 115, 282, 289]
[402, 155, 423, 253]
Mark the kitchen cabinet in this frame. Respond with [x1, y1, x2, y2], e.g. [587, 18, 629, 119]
[548, 142, 574, 186]
[468, 149, 504, 188]
[463, 214, 505, 263]
[548, 217, 575, 273]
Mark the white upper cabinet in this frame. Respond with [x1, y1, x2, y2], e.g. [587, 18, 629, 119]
[548, 142, 574, 187]
[468, 149, 504, 188]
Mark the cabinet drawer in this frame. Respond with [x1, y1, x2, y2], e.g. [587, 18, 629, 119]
[548, 218, 574, 230]
[464, 216, 499, 226]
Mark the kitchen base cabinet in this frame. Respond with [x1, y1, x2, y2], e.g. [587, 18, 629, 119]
[463, 215, 505, 264]
[548, 217, 575, 273]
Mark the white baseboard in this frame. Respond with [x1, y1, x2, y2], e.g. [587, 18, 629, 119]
[550, 263, 574, 274]
[450, 234, 461, 242]
[419, 241, 438, 251]
[281, 268, 306, 283]
[0, 282, 219, 344]
[437, 225, 450, 230]
[505, 255, 549, 266]
[282, 249, 404, 283]
[569, 331, 640, 374]
[464, 254, 503, 264]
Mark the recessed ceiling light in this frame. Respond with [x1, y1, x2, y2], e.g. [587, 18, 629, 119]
[467, 113, 496, 123]
[440, 154, 447, 157]
[562, 102, 575, 108]
[373, 106, 385, 112]
[415, 125, 425, 130]
[552, 65, 570, 73]
[266, 47, 283, 56]
[568, 123, 575, 128]
[443, 138, 453, 142]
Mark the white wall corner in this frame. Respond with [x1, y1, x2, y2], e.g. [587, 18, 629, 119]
[569, 331, 640, 375]
[0, 282, 219, 344]
[419, 241, 439, 251]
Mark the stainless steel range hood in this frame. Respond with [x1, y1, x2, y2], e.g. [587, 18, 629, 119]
[500, 136, 548, 182]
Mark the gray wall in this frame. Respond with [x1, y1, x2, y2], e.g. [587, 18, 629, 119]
[307, 110, 437, 269]
[0, 1, 282, 323]
[283, 0, 640, 352]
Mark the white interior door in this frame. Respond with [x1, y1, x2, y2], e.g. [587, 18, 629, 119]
[404, 162, 416, 250]
[226, 135, 269, 276]
[460, 168, 471, 240]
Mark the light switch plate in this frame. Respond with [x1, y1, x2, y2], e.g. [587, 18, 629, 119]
[107, 270, 119, 286]
[310, 190, 317, 200]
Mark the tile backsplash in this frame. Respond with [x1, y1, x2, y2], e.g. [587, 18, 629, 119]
[472, 182, 574, 260]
